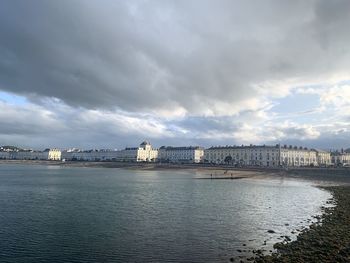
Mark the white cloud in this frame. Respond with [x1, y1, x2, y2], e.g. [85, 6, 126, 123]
[1, 1, 350, 149]
[320, 85, 350, 109]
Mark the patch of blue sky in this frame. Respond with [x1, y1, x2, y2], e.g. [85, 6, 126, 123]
[271, 92, 320, 115]
[268, 91, 330, 125]
[0, 91, 27, 105]
[335, 79, 350, 86]
[283, 111, 327, 125]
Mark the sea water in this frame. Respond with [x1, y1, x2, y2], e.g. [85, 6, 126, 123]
[0, 164, 331, 262]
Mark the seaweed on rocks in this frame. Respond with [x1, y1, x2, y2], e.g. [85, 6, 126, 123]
[251, 186, 350, 263]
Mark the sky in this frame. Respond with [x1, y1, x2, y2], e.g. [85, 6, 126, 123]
[1, 0, 350, 150]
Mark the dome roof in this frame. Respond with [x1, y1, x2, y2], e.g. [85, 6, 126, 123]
[140, 140, 150, 146]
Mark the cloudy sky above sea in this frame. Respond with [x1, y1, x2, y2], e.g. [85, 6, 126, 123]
[1, 0, 350, 150]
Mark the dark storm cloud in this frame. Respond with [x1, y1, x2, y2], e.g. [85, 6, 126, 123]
[1, 0, 350, 114]
[1, 0, 350, 150]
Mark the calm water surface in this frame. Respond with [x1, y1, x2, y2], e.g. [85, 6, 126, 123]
[0, 164, 331, 262]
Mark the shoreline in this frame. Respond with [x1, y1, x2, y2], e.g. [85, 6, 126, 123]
[251, 185, 350, 263]
[1, 159, 350, 184]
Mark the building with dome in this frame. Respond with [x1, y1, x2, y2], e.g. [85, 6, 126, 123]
[61, 141, 158, 162]
[116, 141, 158, 162]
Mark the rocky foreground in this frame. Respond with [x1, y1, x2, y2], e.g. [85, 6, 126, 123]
[251, 186, 350, 263]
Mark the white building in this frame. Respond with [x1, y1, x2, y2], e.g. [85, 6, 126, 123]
[158, 146, 204, 163]
[61, 149, 119, 161]
[204, 145, 281, 167]
[280, 145, 317, 167]
[61, 142, 158, 162]
[8, 151, 48, 160]
[0, 151, 9, 159]
[314, 149, 332, 167]
[204, 144, 321, 167]
[117, 141, 158, 162]
[331, 151, 350, 166]
[47, 149, 61, 161]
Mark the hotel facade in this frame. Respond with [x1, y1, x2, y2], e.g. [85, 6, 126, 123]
[61, 149, 119, 161]
[117, 141, 158, 162]
[48, 148, 62, 161]
[0, 150, 56, 160]
[158, 146, 204, 163]
[204, 145, 282, 167]
[331, 151, 350, 167]
[204, 144, 331, 167]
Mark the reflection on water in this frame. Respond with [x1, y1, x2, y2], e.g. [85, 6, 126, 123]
[0, 164, 331, 262]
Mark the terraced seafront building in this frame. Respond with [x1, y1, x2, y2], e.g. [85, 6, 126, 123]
[0, 149, 60, 160]
[61, 149, 119, 162]
[158, 146, 204, 163]
[204, 144, 331, 167]
[204, 144, 282, 167]
[10, 151, 49, 160]
[61, 141, 158, 162]
[280, 145, 318, 167]
[314, 149, 332, 166]
[331, 150, 350, 167]
[0, 151, 9, 159]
